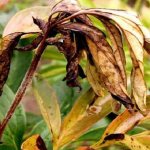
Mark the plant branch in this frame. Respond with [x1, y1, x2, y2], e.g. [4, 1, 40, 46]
[0, 24, 51, 138]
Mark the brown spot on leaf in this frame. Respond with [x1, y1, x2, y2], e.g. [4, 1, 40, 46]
[36, 136, 47, 150]
[104, 133, 125, 141]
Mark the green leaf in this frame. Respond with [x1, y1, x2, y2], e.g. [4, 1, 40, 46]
[52, 80, 90, 116]
[7, 50, 32, 92]
[42, 46, 65, 61]
[25, 112, 42, 134]
[0, 85, 26, 150]
[78, 127, 106, 142]
[39, 63, 66, 79]
[33, 78, 61, 145]
[128, 126, 147, 135]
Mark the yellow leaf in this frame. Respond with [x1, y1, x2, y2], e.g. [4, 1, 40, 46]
[92, 109, 144, 148]
[33, 78, 61, 144]
[133, 131, 150, 148]
[57, 89, 112, 148]
[21, 134, 47, 150]
[92, 133, 149, 150]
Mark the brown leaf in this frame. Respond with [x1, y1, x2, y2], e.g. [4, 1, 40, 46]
[61, 8, 147, 112]
[51, 0, 92, 26]
[101, 19, 127, 87]
[55, 31, 81, 89]
[139, 26, 150, 54]
[86, 61, 106, 97]
[0, 32, 25, 95]
[16, 33, 43, 51]
[32, 17, 47, 34]
[58, 22, 132, 109]
[51, 0, 81, 14]
[0, 32, 42, 96]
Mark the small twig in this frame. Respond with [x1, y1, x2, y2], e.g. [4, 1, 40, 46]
[0, 23, 52, 138]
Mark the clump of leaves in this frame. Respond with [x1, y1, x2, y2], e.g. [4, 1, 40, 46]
[0, 0, 150, 150]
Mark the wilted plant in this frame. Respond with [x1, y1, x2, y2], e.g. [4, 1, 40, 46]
[0, 0, 150, 149]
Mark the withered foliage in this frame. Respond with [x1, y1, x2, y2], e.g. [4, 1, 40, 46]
[0, 0, 150, 113]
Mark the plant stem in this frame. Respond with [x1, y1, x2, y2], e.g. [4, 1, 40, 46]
[0, 25, 51, 138]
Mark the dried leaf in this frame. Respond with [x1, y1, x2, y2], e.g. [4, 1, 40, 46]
[92, 109, 144, 149]
[56, 8, 149, 112]
[103, 109, 143, 137]
[58, 22, 132, 109]
[51, 0, 92, 26]
[86, 61, 106, 97]
[16, 34, 43, 51]
[0, 32, 25, 95]
[95, 10, 147, 113]
[55, 31, 82, 89]
[33, 78, 61, 144]
[32, 17, 47, 34]
[101, 19, 127, 87]
[92, 133, 150, 150]
[21, 134, 47, 150]
[51, 0, 80, 14]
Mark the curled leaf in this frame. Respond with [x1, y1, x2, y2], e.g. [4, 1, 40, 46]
[58, 22, 132, 109]
[0, 32, 25, 95]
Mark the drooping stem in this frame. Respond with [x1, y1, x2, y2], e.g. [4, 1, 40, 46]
[0, 24, 51, 138]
